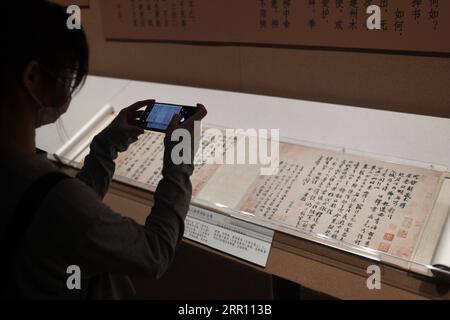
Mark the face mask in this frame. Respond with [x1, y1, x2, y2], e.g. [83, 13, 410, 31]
[28, 88, 71, 127]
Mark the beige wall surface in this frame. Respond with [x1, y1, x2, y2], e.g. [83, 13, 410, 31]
[80, 1, 450, 118]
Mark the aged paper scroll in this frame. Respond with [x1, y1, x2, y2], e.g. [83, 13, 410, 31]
[114, 129, 229, 193]
[112, 129, 446, 271]
[236, 142, 443, 262]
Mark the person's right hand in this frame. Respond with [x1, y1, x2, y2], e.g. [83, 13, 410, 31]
[165, 103, 207, 162]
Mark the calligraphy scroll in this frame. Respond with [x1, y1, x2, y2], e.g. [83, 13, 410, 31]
[100, 0, 450, 54]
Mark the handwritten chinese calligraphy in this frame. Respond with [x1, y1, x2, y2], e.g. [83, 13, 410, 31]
[101, 0, 450, 54]
[238, 144, 442, 259]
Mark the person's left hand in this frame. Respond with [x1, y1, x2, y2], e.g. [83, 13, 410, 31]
[109, 99, 154, 141]
[94, 99, 153, 154]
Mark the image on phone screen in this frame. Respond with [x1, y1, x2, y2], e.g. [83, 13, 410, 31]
[139, 102, 197, 132]
[143, 103, 182, 131]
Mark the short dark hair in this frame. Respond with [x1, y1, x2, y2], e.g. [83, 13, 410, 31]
[0, 0, 89, 102]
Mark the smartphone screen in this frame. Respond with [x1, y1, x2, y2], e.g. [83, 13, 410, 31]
[139, 102, 196, 132]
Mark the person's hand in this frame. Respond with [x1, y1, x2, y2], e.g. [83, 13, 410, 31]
[94, 99, 153, 154]
[165, 103, 207, 163]
[166, 103, 207, 138]
[109, 99, 154, 141]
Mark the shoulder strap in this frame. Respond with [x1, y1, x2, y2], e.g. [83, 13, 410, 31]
[2, 171, 72, 299]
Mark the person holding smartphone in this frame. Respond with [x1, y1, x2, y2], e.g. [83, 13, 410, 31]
[0, 1, 207, 299]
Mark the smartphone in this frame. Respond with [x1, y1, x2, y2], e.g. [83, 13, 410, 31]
[138, 102, 198, 133]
